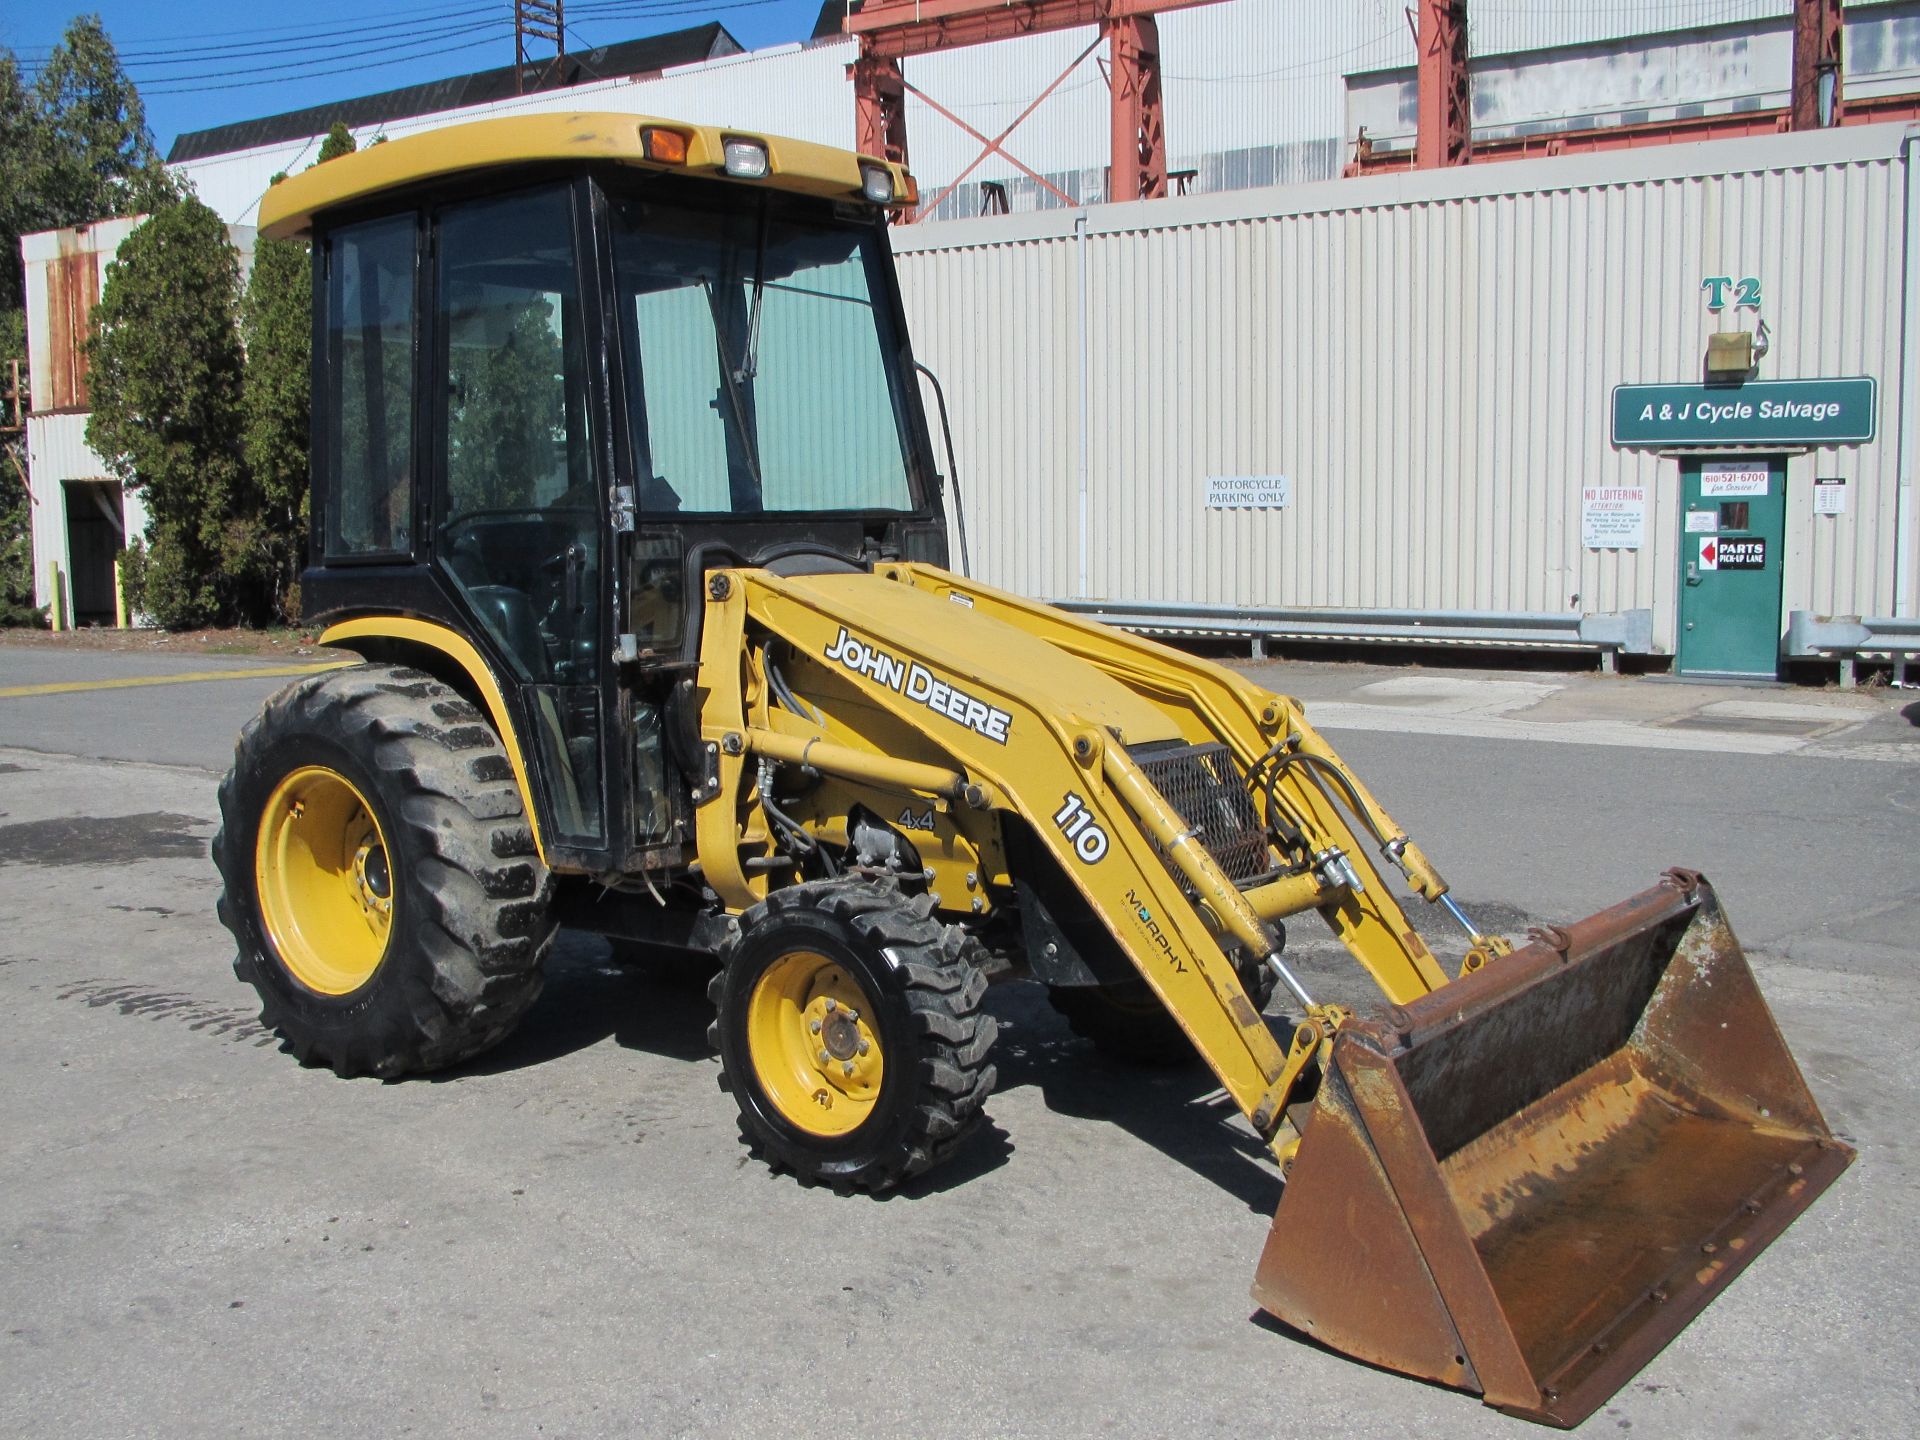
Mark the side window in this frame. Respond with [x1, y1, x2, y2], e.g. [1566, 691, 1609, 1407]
[325, 216, 415, 557]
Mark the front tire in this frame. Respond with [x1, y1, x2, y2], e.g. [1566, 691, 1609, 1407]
[709, 879, 997, 1193]
[214, 664, 554, 1077]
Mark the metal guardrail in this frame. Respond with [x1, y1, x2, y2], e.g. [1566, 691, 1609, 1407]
[1785, 611, 1920, 687]
[1048, 600, 1656, 672]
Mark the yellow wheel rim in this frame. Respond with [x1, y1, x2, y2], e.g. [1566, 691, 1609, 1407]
[254, 765, 394, 996]
[746, 950, 885, 1137]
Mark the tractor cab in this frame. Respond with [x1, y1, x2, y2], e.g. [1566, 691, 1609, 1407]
[263, 115, 941, 874]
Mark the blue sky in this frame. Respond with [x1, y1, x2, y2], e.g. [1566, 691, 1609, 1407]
[3, 1, 838, 153]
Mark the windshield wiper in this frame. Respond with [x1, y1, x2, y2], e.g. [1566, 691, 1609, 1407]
[736, 204, 770, 383]
[701, 277, 763, 496]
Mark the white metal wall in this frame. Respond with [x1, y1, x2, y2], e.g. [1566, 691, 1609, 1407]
[178, 41, 859, 228]
[892, 122, 1917, 648]
[167, 1, 1884, 227]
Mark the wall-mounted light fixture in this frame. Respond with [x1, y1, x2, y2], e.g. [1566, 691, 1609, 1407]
[1705, 330, 1755, 377]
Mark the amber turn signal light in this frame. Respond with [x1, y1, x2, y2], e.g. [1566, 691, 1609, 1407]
[639, 127, 689, 164]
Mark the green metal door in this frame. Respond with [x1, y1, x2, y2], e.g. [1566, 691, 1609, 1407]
[1677, 457, 1787, 677]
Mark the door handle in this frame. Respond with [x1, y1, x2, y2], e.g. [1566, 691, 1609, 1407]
[1685, 562, 1702, 586]
[562, 542, 587, 613]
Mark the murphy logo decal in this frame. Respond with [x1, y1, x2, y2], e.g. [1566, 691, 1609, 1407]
[1124, 887, 1188, 975]
[824, 627, 1013, 744]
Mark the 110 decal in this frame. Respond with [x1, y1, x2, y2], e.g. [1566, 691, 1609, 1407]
[1052, 792, 1110, 863]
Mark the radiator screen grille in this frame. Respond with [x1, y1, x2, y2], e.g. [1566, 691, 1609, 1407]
[1131, 741, 1276, 888]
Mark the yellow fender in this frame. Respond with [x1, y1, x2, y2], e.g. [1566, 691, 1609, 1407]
[318, 616, 548, 864]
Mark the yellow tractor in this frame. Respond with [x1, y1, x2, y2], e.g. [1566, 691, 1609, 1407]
[216, 113, 1851, 1426]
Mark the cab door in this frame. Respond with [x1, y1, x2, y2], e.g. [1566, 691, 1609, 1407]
[432, 182, 611, 854]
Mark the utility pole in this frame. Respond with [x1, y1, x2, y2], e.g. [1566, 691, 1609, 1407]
[515, 0, 566, 95]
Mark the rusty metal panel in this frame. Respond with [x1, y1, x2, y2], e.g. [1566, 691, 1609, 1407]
[893, 122, 1909, 649]
[44, 246, 98, 412]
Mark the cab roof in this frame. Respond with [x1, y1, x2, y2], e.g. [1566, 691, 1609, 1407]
[256, 111, 915, 240]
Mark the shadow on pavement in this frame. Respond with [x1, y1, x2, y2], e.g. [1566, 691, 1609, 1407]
[981, 982, 1285, 1217]
[444, 930, 1283, 1213]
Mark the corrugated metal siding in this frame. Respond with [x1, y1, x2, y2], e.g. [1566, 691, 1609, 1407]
[180, 42, 858, 227]
[1469, 1, 1789, 57]
[24, 413, 120, 609]
[167, 2, 1849, 226]
[894, 125, 1913, 645]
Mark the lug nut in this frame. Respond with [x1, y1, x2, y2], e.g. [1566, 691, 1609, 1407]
[818, 1050, 831, 1065]
[810, 1019, 822, 1034]
[842, 1061, 855, 1077]
[858, 1040, 870, 1055]
[843, 1008, 857, 1022]
[824, 998, 837, 1012]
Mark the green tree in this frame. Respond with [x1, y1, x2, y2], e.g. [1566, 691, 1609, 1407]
[29, 15, 163, 228]
[240, 234, 312, 620]
[86, 194, 257, 628]
[316, 120, 357, 164]
[238, 124, 356, 621]
[0, 306, 33, 624]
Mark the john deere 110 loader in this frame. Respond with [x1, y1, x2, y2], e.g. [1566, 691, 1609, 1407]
[216, 113, 1851, 1426]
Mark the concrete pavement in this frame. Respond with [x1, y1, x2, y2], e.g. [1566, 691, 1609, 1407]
[0, 637, 1915, 1438]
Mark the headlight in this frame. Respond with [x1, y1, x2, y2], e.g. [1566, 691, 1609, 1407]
[723, 139, 770, 179]
[860, 164, 895, 204]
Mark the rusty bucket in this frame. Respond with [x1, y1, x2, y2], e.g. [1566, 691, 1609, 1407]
[1251, 871, 1853, 1428]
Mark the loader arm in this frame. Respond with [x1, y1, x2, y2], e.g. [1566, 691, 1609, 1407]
[695, 563, 1471, 1147]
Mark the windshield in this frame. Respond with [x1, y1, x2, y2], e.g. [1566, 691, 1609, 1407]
[610, 191, 919, 516]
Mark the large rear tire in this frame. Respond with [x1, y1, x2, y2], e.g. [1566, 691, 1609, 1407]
[709, 879, 997, 1193]
[214, 663, 554, 1077]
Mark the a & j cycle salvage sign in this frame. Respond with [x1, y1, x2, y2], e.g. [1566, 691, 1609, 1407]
[1611, 377, 1876, 446]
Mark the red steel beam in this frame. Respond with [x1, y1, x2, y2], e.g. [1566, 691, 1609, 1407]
[846, 0, 1222, 213]
[905, 53, 1095, 215]
[848, 0, 1218, 60]
[1108, 15, 1167, 201]
[1791, 0, 1844, 129]
[852, 53, 909, 168]
[1415, 0, 1470, 169]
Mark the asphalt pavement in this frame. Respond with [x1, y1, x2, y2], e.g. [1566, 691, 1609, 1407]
[0, 638, 1914, 1439]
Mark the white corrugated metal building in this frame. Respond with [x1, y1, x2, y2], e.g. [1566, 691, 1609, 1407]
[890, 122, 1915, 672]
[20, 1, 1917, 672]
[21, 220, 255, 621]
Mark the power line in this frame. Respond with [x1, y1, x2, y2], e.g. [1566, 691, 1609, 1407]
[140, 34, 511, 96]
[7, 3, 498, 59]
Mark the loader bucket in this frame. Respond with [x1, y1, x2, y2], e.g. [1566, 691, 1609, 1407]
[1251, 871, 1852, 1428]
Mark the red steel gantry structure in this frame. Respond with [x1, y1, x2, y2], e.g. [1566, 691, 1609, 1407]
[844, 0, 1225, 218]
